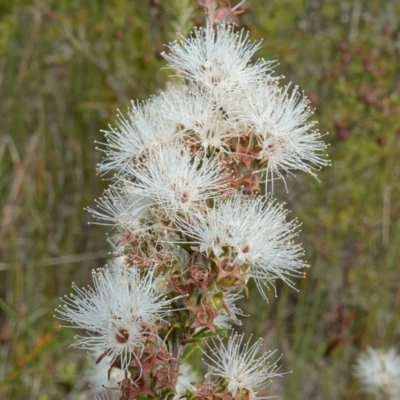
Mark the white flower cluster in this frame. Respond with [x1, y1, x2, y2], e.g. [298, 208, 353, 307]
[91, 23, 327, 296]
[176, 193, 306, 299]
[203, 334, 283, 398]
[56, 266, 181, 370]
[98, 25, 328, 185]
[355, 347, 400, 399]
[57, 22, 328, 400]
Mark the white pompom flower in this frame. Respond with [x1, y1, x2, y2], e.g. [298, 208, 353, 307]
[202, 333, 282, 398]
[153, 85, 238, 152]
[237, 82, 329, 184]
[177, 194, 306, 299]
[123, 144, 230, 219]
[55, 265, 183, 371]
[88, 189, 154, 239]
[97, 100, 181, 176]
[163, 24, 277, 91]
[354, 347, 400, 399]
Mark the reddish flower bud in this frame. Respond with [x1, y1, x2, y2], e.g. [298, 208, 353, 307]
[196, 383, 216, 398]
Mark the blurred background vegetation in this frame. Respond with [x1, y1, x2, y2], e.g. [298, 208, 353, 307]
[0, 0, 399, 399]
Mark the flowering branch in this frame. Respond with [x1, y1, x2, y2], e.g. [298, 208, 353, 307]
[56, 8, 328, 400]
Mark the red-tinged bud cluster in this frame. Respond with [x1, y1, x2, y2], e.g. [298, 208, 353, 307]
[194, 383, 216, 399]
[223, 136, 265, 194]
[121, 375, 153, 399]
[169, 270, 193, 295]
[215, 257, 246, 286]
[197, 0, 246, 26]
[118, 341, 179, 399]
[187, 265, 217, 291]
[154, 364, 179, 390]
[191, 303, 219, 332]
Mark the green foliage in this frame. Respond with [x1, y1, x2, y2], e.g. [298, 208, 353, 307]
[0, 1, 399, 399]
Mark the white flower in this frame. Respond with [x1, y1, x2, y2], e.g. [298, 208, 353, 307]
[163, 24, 277, 91]
[88, 188, 154, 238]
[123, 144, 229, 219]
[237, 82, 329, 184]
[354, 347, 400, 399]
[174, 363, 199, 399]
[176, 194, 306, 299]
[203, 333, 282, 398]
[97, 100, 180, 175]
[55, 265, 182, 370]
[153, 85, 237, 151]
